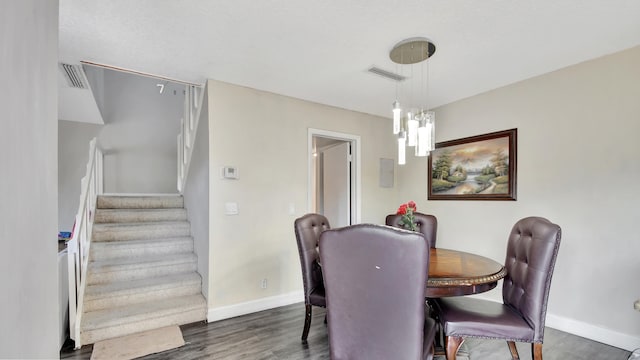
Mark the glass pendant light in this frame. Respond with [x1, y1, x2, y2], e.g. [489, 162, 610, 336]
[392, 101, 401, 134]
[416, 111, 435, 157]
[389, 37, 436, 165]
[407, 111, 418, 147]
[397, 130, 407, 165]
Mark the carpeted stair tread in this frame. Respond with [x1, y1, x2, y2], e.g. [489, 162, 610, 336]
[90, 237, 194, 260]
[95, 208, 188, 223]
[87, 253, 197, 285]
[92, 221, 191, 242]
[83, 273, 203, 311]
[85, 272, 202, 300]
[78, 194, 206, 346]
[97, 195, 184, 209]
[90, 236, 193, 249]
[89, 253, 197, 271]
[93, 221, 190, 232]
[80, 304, 206, 345]
[81, 294, 206, 331]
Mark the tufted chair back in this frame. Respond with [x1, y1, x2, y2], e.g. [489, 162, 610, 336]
[502, 216, 562, 342]
[320, 224, 436, 360]
[386, 212, 438, 248]
[295, 213, 330, 304]
[294, 213, 330, 340]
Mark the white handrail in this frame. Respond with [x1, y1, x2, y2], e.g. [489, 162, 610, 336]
[177, 84, 205, 193]
[67, 137, 103, 348]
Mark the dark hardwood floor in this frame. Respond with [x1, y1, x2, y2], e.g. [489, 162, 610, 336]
[60, 303, 631, 359]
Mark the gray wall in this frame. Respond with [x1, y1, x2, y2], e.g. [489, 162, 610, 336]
[398, 45, 640, 350]
[183, 86, 210, 300]
[97, 69, 184, 193]
[0, 1, 60, 357]
[58, 70, 185, 231]
[200, 48, 640, 349]
[58, 120, 102, 231]
[205, 80, 397, 315]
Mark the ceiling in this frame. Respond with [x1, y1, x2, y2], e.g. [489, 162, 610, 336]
[59, 0, 640, 120]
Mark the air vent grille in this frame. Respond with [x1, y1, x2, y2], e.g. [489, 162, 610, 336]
[367, 67, 406, 82]
[59, 63, 88, 89]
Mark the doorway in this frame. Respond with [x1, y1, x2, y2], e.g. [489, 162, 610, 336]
[308, 129, 361, 227]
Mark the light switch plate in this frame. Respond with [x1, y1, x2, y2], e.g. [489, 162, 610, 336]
[225, 202, 238, 215]
[222, 166, 238, 179]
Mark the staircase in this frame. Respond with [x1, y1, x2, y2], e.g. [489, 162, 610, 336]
[79, 194, 207, 345]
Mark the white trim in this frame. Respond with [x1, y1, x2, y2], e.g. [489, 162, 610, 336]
[307, 128, 362, 224]
[204, 292, 640, 351]
[207, 291, 304, 322]
[81, 61, 203, 87]
[546, 314, 640, 352]
[474, 295, 640, 351]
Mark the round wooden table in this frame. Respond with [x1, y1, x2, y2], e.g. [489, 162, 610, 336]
[426, 248, 507, 298]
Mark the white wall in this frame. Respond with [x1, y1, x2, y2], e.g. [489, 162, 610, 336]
[398, 46, 640, 350]
[0, 1, 60, 357]
[183, 86, 210, 300]
[58, 120, 102, 231]
[206, 80, 397, 315]
[98, 69, 184, 193]
[58, 250, 69, 348]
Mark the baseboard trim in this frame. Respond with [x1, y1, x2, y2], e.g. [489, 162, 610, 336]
[546, 314, 639, 352]
[474, 295, 639, 352]
[206, 292, 640, 351]
[207, 291, 303, 323]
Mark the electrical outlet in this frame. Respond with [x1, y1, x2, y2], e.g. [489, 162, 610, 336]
[261, 278, 268, 289]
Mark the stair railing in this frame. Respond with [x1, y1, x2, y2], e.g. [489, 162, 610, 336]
[177, 84, 205, 193]
[67, 137, 103, 348]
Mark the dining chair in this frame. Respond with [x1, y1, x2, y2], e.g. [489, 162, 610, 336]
[385, 212, 438, 248]
[294, 213, 330, 341]
[432, 216, 562, 360]
[319, 224, 437, 360]
[386, 211, 439, 334]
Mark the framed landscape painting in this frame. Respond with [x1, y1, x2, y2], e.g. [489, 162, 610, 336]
[428, 129, 517, 200]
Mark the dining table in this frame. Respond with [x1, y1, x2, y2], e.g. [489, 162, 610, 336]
[316, 242, 506, 357]
[425, 247, 506, 358]
[317, 246, 506, 297]
[426, 247, 507, 298]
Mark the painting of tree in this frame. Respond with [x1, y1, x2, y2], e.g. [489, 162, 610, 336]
[427, 129, 517, 200]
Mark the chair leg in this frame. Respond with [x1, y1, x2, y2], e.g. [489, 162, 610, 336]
[532, 343, 543, 360]
[507, 341, 520, 359]
[427, 299, 444, 350]
[445, 336, 464, 360]
[301, 304, 312, 341]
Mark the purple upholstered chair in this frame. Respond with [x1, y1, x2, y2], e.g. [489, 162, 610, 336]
[294, 213, 330, 341]
[386, 212, 438, 248]
[320, 224, 437, 360]
[433, 217, 562, 360]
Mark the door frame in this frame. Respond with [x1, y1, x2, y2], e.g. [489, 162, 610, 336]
[307, 128, 361, 224]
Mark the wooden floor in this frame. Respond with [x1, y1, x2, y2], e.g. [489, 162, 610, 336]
[61, 303, 631, 360]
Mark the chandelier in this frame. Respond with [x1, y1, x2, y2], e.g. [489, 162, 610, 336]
[390, 38, 436, 165]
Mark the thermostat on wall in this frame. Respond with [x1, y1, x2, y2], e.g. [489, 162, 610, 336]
[222, 166, 238, 179]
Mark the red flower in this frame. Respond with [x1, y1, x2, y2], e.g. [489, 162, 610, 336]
[395, 201, 419, 231]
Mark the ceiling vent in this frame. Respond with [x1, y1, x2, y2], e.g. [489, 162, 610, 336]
[59, 63, 89, 89]
[367, 66, 406, 82]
